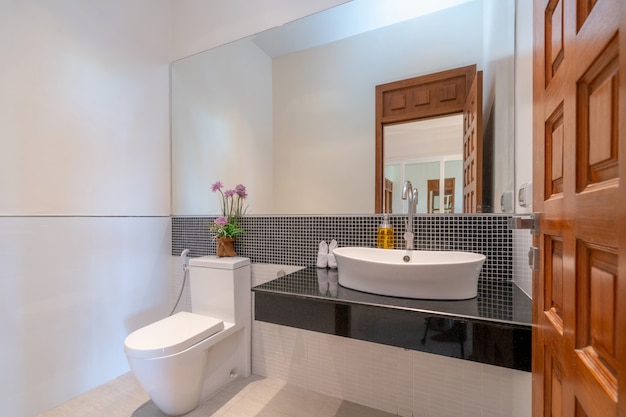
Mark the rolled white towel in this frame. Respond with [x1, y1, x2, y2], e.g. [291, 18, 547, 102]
[316, 241, 328, 268]
[328, 240, 338, 269]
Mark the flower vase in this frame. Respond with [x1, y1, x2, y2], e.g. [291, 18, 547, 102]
[216, 237, 237, 257]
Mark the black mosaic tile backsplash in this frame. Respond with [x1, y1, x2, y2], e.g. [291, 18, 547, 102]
[172, 214, 513, 293]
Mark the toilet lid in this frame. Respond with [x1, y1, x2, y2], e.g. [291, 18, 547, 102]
[124, 312, 224, 359]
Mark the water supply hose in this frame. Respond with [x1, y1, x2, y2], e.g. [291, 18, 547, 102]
[170, 249, 190, 316]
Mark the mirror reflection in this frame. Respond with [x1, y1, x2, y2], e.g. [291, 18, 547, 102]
[171, 0, 515, 216]
[384, 115, 464, 214]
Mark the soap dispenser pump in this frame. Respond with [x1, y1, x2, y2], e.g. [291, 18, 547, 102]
[377, 213, 394, 249]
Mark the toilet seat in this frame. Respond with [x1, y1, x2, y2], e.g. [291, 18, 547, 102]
[124, 312, 224, 359]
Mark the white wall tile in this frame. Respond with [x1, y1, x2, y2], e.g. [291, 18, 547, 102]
[512, 369, 532, 417]
[482, 364, 515, 417]
[252, 321, 531, 417]
[306, 332, 343, 397]
[461, 360, 483, 417]
[251, 264, 304, 286]
[513, 229, 533, 297]
[0, 217, 171, 416]
[396, 349, 413, 417]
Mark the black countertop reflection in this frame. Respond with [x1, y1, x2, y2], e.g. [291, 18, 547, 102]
[253, 267, 532, 372]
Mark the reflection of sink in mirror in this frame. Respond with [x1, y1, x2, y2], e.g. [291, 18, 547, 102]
[332, 247, 486, 300]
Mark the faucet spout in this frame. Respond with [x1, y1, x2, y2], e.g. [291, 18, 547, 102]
[401, 180, 417, 250]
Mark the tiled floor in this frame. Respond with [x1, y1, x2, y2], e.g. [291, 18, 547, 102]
[38, 372, 397, 417]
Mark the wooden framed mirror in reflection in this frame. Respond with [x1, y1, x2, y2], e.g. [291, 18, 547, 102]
[375, 65, 490, 214]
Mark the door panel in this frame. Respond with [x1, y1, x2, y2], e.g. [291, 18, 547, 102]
[462, 71, 483, 213]
[545, 104, 565, 196]
[545, 236, 564, 333]
[533, 0, 624, 416]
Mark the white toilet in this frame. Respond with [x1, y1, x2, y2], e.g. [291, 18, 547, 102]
[124, 256, 251, 416]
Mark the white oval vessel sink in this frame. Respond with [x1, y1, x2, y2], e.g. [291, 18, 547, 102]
[332, 247, 486, 300]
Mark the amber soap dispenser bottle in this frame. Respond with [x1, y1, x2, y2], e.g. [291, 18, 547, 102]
[376, 213, 394, 249]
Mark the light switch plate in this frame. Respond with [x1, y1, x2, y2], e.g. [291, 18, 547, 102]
[518, 182, 532, 207]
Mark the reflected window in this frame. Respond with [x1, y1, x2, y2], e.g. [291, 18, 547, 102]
[384, 115, 463, 214]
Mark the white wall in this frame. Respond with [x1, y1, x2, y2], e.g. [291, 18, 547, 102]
[0, 1, 171, 216]
[171, 39, 275, 215]
[483, 0, 516, 212]
[0, 1, 171, 415]
[273, 1, 483, 214]
[514, 0, 534, 214]
[512, 0, 535, 297]
[170, 0, 351, 61]
[0, 218, 172, 416]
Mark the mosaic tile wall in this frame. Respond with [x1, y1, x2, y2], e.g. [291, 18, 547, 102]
[512, 229, 533, 297]
[172, 214, 513, 292]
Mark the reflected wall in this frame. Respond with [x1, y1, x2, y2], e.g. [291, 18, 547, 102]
[172, 1, 490, 215]
[171, 39, 275, 214]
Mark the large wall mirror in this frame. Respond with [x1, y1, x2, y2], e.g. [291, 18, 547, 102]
[171, 0, 516, 216]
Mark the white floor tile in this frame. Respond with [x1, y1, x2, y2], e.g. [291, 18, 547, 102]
[38, 373, 397, 417]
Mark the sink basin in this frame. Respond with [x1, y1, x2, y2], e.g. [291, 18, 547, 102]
[332, 247, 486, 300]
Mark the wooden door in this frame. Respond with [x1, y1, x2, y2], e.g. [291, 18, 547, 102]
[463, 71, 483, 213]
[532, 0, 625, 416]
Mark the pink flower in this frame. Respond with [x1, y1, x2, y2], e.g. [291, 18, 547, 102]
[235, 184, 247, 198]
[214, 216, 228, 227]
[209, 180, 249, 237]
[211, 181, 223, 192]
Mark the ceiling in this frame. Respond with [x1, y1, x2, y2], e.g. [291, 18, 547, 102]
[252, 0, 473, 57]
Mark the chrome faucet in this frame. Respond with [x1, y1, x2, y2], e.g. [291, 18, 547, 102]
[401, 180, 418, 250]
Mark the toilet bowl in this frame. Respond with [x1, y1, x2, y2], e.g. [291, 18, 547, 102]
[124, 256, 251, 416]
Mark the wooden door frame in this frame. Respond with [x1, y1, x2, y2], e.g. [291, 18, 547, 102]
[375, 65, 476, 213]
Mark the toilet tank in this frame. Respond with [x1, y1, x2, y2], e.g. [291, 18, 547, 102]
[188, 256, 251, 325]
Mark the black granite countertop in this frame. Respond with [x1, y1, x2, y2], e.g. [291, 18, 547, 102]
[253, 266, 532, 328]
[253, 266, 532, 371]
